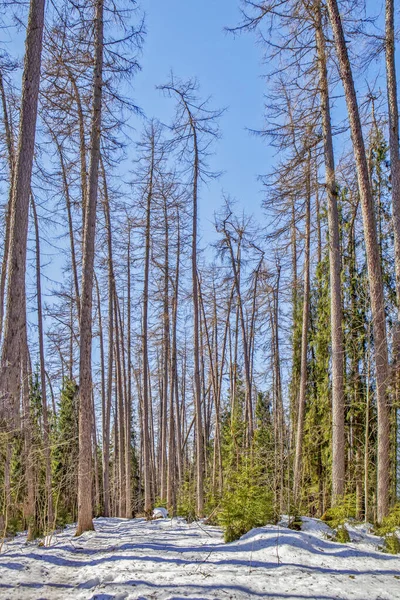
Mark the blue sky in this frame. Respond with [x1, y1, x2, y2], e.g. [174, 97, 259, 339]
[133, 0, 271, 242]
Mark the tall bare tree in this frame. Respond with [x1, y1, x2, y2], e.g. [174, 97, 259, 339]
[326, 0, 390, 521]
[76, 0, 104, 536]
[0, 0, 45, 426]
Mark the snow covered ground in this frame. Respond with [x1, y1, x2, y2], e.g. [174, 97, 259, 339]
[0, 516, 400, 599]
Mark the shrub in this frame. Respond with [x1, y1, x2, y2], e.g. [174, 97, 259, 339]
[383, 533, 400, 555]
[322, 494, 357, 529]
[218, 469, 275, 543]
[177, 480, 196, 523]
[375, 504, 400, 536]
[288, 516, 302, 531]
[333, 524, 351, 543]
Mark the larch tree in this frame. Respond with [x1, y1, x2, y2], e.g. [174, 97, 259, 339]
[0, 0, 45, 427]
[326, 0, 390, 522]
[314, 1, 345, 500]
[76, 0, 104, 536]
[159, 77, 222, 516]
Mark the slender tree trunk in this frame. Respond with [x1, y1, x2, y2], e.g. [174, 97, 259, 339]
[0, 70, 15, 343]
[76, 0, 104, 535]
[385, 0, 400, 319]
[66, 67, 88, 229]
[31, 197, 53, 529]
[0, 0, 45, 426]
[142, 134, 154, 515]
[125, 223, 132, 518]
[192, 130, 205, 516]
[95, 273, 106, 514]
[293, 154, 311, 503]
[22, 340, 35, 540]
[223, 224, 253, 442]
[273, 264, 284, 511]
[160, 198, 170, 502]
[326, 0, 390, 521]
[315, 3, 345, 500]
[114, 291, 126, 517]
[102, 164, 113, 517]
[385, 0, 400, 504]
[54, 140, 81, 317]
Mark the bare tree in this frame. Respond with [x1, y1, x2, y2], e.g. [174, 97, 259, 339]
[76, 0, 104, 536]
[0, 0, 45, 426]
[159, 77, 221, 516]
[326, 0, 391, 522]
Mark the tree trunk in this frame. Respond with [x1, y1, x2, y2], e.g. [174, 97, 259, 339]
[76, 0, 104, 535]
[0, 0, 45, 427]
[142, 133, 154, 515]
[0, 70, 15, 343]
[293, 154, 311, 503]
[94, 273, 106, 515]
[326, 0, 390, 522]
[385, 0, 400, 320]
[192, 130, 205, 516]
[125, 223, 132, 518]
[102, 163, 113, 517]
[114, 291, 126, 517]
[31, 197, 54, 529]
[160, 196, 170, 502]
[315, 3, 345, 501]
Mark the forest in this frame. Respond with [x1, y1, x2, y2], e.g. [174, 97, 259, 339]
[1, 2, 400, 593]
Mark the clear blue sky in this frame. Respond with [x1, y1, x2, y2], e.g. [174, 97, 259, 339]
[133, 0, 271, 242]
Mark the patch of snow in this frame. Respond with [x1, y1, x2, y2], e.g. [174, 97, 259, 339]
[0, 516, 399, 599]
[152, 507, 169, 519]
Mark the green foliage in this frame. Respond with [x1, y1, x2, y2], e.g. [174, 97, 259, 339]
[333, 524, 351, 543]
[52, 378, 79, 526]
[375, 504, 400, 536]
[288, 516, 302, 531]
[304, 255, 332, 515]
[177, 479, 196, 522]
[322, 494, 357, 529]
[383, 533, 400, 555]
[218, 459, 275, 543]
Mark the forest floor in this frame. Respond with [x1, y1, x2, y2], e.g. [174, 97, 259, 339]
[0, 516, 399, 599]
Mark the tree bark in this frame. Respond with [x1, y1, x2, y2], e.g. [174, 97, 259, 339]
[385, 0, 400, 320]
[293, 154, 311, 503]
[31, 197, 54, 529]
[125, 222, 132, 518]
[315, 2, 345, 501]
[141, 132, 154, 515]
[76, 0, 104, 535]
[0, 0, 45, 427]
[326, 0, 390, 522]
[0, 70, 15, 343]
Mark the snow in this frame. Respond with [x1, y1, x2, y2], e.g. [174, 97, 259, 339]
[0, 516, 400, 599]
[153, 508, 169, 519]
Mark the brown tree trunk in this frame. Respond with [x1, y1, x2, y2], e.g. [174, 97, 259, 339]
[94, 273, 106, 514]
[0, 70, 15, 343]
[160, 196, 170, 502]
[142, 132, 154, 515]
[385, 0, 400, 319]
[31, 197, 54, 529]
[223, 221, 254, 443]
[293, 154, 311, 503]
[315, 3, 345, 501]
[125, 223, 132, 518]
[114, 291, 126, 517]
[76, 0, 104, 535]
[192, 130, 205, 516]
[326, 0, 390, 522]
[102, 163, 113, 517]
[0, 0, 45, 427]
